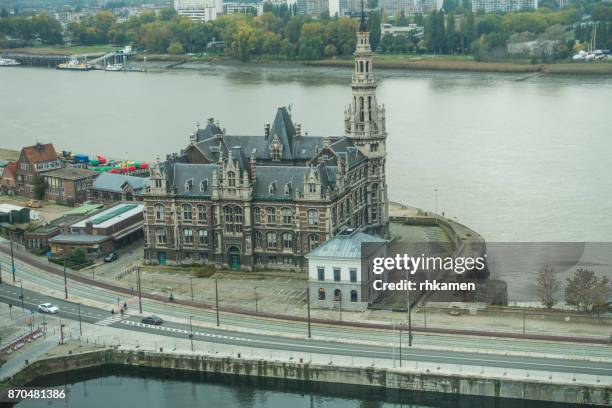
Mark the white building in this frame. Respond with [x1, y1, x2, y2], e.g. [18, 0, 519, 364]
[472, 0, 538, 13]
[306, 229, 386, 311]
[174, 0, 223, 21]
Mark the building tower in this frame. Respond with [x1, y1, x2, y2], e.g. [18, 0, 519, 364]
[344, 2, 389, 236]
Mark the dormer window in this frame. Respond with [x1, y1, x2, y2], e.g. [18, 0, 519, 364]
[200, 179, 208, 192]
[185, 178, 193, 192]
[308, 183, 317, 193]
[272, 148, 281, 161]
[227, 171, 236, 187]
[269, 181, 277, 194]
[284, 182, 292, 195]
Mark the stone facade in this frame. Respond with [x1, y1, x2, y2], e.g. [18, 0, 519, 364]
[143, 19, 388, 271]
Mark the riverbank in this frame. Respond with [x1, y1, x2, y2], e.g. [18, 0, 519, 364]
[4, 47, 612, 75]
[4, 346, 610, 406]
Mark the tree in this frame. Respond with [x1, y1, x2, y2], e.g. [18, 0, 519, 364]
[368, 10, 381, 51]
[536, 265, 560, 309]
[69, 248, 88, 267]
[32, 175, 46, 200]
[565, 268, 610, 312]
[167, 40, 184, 55]
[446, 12, 457, 53]
[1, 9, 9, 19]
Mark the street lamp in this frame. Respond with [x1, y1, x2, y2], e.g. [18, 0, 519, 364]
[434, 188, 438, 222]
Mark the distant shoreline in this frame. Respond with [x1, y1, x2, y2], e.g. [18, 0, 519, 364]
[4, 47, 612, 76]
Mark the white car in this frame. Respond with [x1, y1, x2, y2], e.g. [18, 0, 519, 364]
[38, 303, 59, 314]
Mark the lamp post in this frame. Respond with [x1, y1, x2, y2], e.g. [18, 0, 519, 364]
[254, 286, 258, 313]
[190, 277, 194, 304]
[10, 232, 15, 283]
[78, 303, 82, 337]
[189, 315, 194, 352]
[434, 188, 438, 222]
[215, 278, 220, 327]
[306, 286, 312, 339]
[19, 280, 24, 310]
[137, 266, 143, 314]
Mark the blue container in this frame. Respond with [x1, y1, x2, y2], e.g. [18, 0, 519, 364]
[74, 154, 89, 162]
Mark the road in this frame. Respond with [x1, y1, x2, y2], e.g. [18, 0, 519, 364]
[1, 282, 611, 378]
[0, 248, 611, 360]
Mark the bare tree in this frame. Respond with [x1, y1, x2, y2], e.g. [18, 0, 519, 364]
[565, 268, 610, 312]
[536, 264, 559, 309]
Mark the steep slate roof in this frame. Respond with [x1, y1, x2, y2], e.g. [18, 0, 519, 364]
[195, 119, 223, 142]
[21, 143, 58, 164]
[171, 163, 216, 197]
[253, 166, 309, 201]
[306, 229, 386, 259]
[91, 173, 150, 193]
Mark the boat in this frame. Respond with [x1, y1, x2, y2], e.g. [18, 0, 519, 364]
[105, 63, 123, 71]
[57, 57, 92, 71]
[0, 57, 20, 66]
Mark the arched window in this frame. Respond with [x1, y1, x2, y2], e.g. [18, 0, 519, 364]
[154, 204, 165, 220]
[281, 208, 293, 224]
[307, 209, 319, 226]
[318, 288, 325, 300]
[282, 232, 293, 250]
[155, 227, 166, 244]
[284, 182, 292, 195]
[227, 171, 236, 187]
[308, 234, 319, 250]
[183, 228, 193, 244]
[185, 179, 193, 192]
[197, 205, 207, 222]
[224, 206, 243, 233]
[359, 97, 364, 122]
[334, 289, 341, 301]
[269, 181, 277, 194]
[198, 229, 208, 245]
[266, 207, 276, 223]
[365, 61, 369, 73]
[359, 61, 364, 72]
[182, 204, 192, 220]
[351, 290, 358, 302]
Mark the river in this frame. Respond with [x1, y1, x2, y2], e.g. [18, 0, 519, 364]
[14, 366, 583, 408]
[1, 64, 611, 242]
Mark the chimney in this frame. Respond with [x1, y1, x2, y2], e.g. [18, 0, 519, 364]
[296, 123, 301, 140]
[250, 150, 257, 181]
[264, 123, 270, 140]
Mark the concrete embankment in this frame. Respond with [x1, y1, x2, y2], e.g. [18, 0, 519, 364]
[4, 349, 611, 406]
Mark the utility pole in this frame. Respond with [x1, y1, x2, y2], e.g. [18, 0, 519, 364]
[399, 322, 402, 367]
[19, 280, 24, 310]
[338, 291, 342, 321]
[306, 286, 311, 339]
[59, 311, 64, 345]
[434, 188, 438, 221]
[189, 315, 194, 352]
[63, 255, 68, 300]
[78, 303, 82, 337]
[190, 277, 194, 304]
[215, 278, 219, 327]
[254, 286, 258, 313]
[407, 281, 412, 347]
[523, 307, 526, 334]
[10, 233, 15, 283]
[137, 266, 142, 314]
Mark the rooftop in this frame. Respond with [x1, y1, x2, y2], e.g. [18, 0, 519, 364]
[21, 143, 58, 164]
[44, 167, 97, 180]
[306, 229, 386, 259]
[71, 203, 143, 229]
[49, 234, 108, 244]
[91, 172, 150, 193]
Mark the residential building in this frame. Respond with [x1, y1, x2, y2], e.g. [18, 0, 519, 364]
[306, 228, 386, 310]
[142, 15, 389, 271]
[49, 203, 145, 258]
[43, 167, 97, 206]
[0, 162, 17, 193]
[88, 173, 150, 204]
[174, 0, 223, 21]
[225, 2, 264, 15]
[297, 0, 330, 17]
[15, 143, 62, 197]
[381, 23, 424, 40]
[472, 0, 537, 13]
[24, 213, 90, 250]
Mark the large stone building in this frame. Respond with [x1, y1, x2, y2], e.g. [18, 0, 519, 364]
[143, 14, 389, 271]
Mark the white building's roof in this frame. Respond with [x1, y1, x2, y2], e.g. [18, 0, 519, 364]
[71, 203, 143, 229]
[306, 229, 386, 259]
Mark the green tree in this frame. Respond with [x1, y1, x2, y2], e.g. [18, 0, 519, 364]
[167, 40, 184, 55]
[69, 248, 88, 267]
[368, 10, 381, 51]
[446, 12, 457, 53]
[565, 268, 610, 312]
[536, 265, 560, 309]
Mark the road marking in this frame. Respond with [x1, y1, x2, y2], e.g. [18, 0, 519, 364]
[96, 313, 130, 326]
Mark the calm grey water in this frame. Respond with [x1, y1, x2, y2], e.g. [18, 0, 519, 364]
[1, 64, 611, 242]
[15, 367, 585, 408]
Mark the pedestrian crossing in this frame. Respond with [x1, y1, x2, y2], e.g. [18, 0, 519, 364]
[95, 313, 130, 326]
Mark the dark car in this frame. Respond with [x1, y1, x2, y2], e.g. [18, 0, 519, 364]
[104, 252, 118, 262]
[142, 316, 163, 325]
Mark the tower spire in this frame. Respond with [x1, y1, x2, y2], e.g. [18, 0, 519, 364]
[359, 0, 367, 32]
